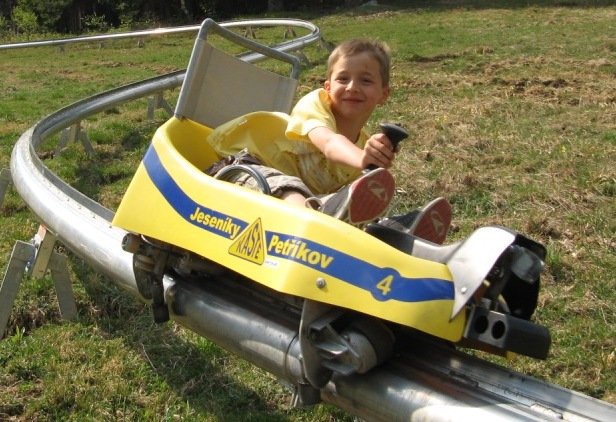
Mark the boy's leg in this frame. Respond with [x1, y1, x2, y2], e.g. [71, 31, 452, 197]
[378, 197, 452, 244]
[214, 161, 314, 200]
[321, 168, 395, 224]
[281, 190, 309, 207]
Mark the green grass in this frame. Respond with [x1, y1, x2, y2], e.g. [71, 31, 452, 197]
[1, 1, 615, 419]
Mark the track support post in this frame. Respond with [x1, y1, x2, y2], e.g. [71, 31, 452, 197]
[147, 92, 173, 120]
[55, 120, 95, 156]
[0, 225, 77, 340]
[0, 168, 11, 208]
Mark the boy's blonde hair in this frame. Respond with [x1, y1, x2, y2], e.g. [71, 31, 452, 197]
[326, 39, 391, 87]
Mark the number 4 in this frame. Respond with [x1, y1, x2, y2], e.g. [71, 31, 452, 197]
[376, 275, 393, 296]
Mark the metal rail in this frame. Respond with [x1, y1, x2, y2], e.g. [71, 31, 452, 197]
[0, 18, 319, 51]
[5, 19, 616, 422]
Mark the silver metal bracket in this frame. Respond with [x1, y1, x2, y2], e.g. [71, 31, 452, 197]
[147, 92, 173, 120]
[291, 382, 321, 408]
[292, 49, 310, 66]
[56, 120, 95, 156]
[0, 225, 77, 340]
[0, 168, 12, 209]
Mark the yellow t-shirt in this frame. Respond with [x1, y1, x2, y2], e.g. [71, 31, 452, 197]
[206, 88, 367, 195]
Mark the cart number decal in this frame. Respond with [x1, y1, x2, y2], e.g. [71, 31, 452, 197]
[376, 275, 393, 296]
[229, 218, 265, 265]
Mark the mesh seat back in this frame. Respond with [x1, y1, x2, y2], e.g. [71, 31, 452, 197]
[175, 19, 300, 128]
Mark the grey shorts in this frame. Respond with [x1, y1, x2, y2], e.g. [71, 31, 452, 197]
[206, 150, 313, 199]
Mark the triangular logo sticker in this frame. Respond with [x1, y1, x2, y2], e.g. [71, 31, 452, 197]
[228, 218, 265, 265]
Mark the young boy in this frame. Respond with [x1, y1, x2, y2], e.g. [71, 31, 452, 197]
[207, 39, 451, 242]
[283, 38, 397, 223]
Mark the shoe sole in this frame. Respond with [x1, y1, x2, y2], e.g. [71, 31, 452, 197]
[347, 168, 395, 224]
[408, 197, 452, 244]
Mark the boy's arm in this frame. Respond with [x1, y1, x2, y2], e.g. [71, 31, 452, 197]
[308, 126, 395, 169]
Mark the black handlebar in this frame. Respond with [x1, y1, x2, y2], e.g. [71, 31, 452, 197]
[379, 123, 409, 150]
[365, 123, 409, 171]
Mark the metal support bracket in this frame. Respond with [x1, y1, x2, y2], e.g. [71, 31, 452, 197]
[0, 168, 12, 208]
[147, 92, 173, 120]
[319, 37, 335, 53]
[283, 26, 297, 39]
[56, 120, 95, 156]
[243, 26, 257, 39]
[292, 50, 310, 66]
[0, 225, 77, 340]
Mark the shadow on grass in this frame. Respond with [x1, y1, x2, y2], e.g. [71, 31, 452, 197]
[63, 119, 161, 205]
[70, 258, 319, 421]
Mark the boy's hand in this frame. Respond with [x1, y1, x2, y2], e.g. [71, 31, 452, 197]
[362, 133, 395, 169]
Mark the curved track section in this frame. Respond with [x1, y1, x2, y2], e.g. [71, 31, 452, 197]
[8, 20, 616, 422]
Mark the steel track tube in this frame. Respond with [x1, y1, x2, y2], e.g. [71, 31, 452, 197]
[0, 19, 319, 52]
[164, 278, 304, 383]
[322, 360, 549, 421]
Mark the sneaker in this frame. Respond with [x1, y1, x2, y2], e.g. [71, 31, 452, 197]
[321, 168, 395, 224]
[379, 210, 420, 231]
[378, 197, 452, 244]
[407, 197, 452, 244]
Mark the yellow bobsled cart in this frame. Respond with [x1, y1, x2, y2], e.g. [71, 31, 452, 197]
[113, 19, 550, 389]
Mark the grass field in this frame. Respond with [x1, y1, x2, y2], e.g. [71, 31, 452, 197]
[1, 1, 615, 420]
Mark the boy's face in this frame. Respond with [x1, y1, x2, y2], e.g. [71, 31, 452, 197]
[324, 52, 390, 124]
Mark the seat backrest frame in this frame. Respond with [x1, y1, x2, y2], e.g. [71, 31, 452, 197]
[175, 18, 301, 129]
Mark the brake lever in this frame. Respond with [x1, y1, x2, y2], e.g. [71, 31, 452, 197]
[366, 123, 409, 170]
[379, 123, 409, 151]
